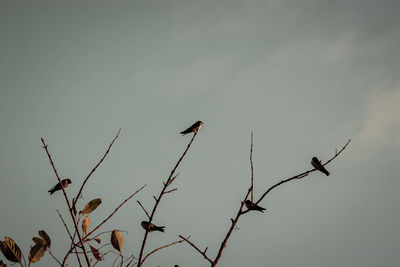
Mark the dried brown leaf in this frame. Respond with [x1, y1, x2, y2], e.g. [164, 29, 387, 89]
[111, 230, 124, 252]
[93, 238, 101, 244]
[81, 198, 102, 215]
[89, 245, 102, 261]
[82, 216, 91, 236]
[38, 230, 51, 248]
[0, 260, 7, 267]
[28, 243, 46, 263]
[0, 237, 22, 263]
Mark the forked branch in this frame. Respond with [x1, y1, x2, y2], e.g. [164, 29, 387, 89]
[181, 137, 351, 266]
[41, 138, 91, 267]
[137, 132, 199, 266]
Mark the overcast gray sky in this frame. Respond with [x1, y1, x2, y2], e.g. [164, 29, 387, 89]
[1, 1, 399, 266]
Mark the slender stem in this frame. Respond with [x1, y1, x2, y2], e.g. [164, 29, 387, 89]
[83, 185, 146, 241]
[57, 210, 74, 243]
[181, 138, 351, 266]
[41, 138, 91, 267]
[254, 139, 351, 207]
[89, 230, 128, 241]
[57, 209, 83, 266]
[137, 132, 198, 266]
[136, 201, 150, 219]
[140, 239, 185, 265]
[179, 235, 213, 264]
[47, 247, 63, 266]
[250, 132, 254, 202]
[72, 129, 121, 210]
[66, 185, 145, 258]
[213, 189, 251, 265]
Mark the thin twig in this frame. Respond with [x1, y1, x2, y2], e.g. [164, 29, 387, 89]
[57, 210, 74, 244]
[136, 201, 150, 219]
[137, 132, 199, 266]
[89, 230, 128, 241]
[124, 254, 136, 267]
[41, 138, 91, 267]
[253, 139, 351, 207]
[19, 250, 27, 267]
[164, 188, 178, 194]
[72, 128, 121, 210]
[178, 235, 213, 264]
[47, 248, 62, 266]
[182, 137, 351, 267]
[57, 210, 83, 266]
[82, 184, 146, 241]
[140, 239, 185, 265]
[250, 132, 254, 203]
[213, 188, 251, 265]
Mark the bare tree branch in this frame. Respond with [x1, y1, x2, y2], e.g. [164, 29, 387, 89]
[164, 188, 178, 194]
[136, 201, 150, 219]
[140, 239, 185, 265]
[181, 136, 351, 267]
[178, 235, 213, 264]
[41, 138, 91, 267]
[253, 139, 351, 207]
[72, 128, 121, 210]
[83, 184, 146, 241]
[250, 132, 254, 202]
[89, 230, 128, 241]
[213, 188, 251, 266]
[57, 210, 83, 267]
[47, 247, 63, 266]
[57, 209, 74, 245]
[137, 132, 199, 266]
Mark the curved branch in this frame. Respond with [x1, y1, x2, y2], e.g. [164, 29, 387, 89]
[250, 132, 254, 202]
[83, 184, 146, 240]
[72, 128, 121, 209]
[41, 138, 90, 266]
[136, 201, 150, 219]
[253, 139, 351, 206]
[141, 239, 185, 265]
[178, 235, 213, 264]
[137, 132, 199, 266]
[181, 137, 351, 267]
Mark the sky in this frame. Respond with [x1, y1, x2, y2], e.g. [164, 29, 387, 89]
[0, 0, 399, 266]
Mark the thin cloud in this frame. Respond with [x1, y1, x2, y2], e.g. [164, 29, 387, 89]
[358, 86, 400, 148]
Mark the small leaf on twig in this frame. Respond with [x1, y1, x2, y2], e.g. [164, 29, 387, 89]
[28, 243, 46, 263]
[82, 216, 91, 236]
[81, 198, 102, 215]
[111, 230, 124, 252]
[0, 237, 22, 263]
[89, 245, 102, 261]
[38, 230, 51, 248]
[93, 238, 101, 244]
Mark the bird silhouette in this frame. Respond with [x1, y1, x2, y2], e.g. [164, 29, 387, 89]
[48, 179, 72, 195]
[180, 121, 203, 135]
[245, 200, 266, 213]
[141, 221, 165, 232]
[311, 157, 330, 176]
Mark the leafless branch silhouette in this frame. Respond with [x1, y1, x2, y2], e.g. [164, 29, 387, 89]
[180, 136, 351, 266]
[136, 132, 199, 266]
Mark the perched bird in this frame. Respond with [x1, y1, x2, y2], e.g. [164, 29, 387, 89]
[245, 200, 266, 213]
[48, 179, 72, 195]
[180, 121, 203, 135]
[141, 221, 165, 232]
[311, 157, 330, 176]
